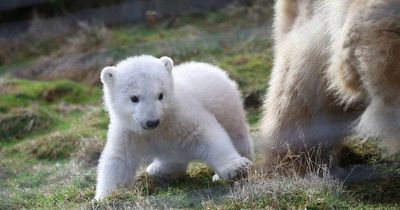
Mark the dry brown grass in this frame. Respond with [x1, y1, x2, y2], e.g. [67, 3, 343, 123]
[221, 0, 274, 25]
[63, 22, 111, 55]
[92, 150, 343, 209]
[0, 13, 110, 65]
[201, 149, 344, 209]
[73, 136, 105, 166]
[13, 50, 114, 85]
[3, 17, 113, 84]
[0, 14, 71, 65]
[11, 131, 80, 160]
[0, 108, 54, 142]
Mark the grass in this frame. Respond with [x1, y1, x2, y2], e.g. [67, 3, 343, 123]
[0, 78, 100, 110]
[0, 85, 399, 209]
[2, 1, 273, 106]
[0, 78, 399, 209]
[0, 79, 101, 145]
[0, 1, 399, 209]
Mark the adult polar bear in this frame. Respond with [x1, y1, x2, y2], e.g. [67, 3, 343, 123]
[95, 55, 253, 200]
[261, 0, 400, 165]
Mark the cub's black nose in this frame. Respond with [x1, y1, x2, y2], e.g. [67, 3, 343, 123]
[145, 120, 159, 129]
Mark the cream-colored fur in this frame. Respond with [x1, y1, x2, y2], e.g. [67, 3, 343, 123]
[260, 0, 400, 165]
[95, 55, 253, 200]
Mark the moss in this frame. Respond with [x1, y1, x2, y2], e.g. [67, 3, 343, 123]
[338, 138, 386, 166]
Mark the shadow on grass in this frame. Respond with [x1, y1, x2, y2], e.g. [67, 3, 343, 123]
[337, 139, 400, 205]
[347, 176, 400, 204]
[131, 163, 232, 209]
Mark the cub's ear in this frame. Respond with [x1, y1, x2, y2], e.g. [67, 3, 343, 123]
[160, 56, 174, 72]
[100, 66, 116, 87]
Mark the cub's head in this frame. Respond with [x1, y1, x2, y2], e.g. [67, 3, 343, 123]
[100, 55, 174, 132]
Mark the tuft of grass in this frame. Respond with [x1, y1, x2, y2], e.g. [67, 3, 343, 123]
[73, 137, 105, 166]
[63, 22, 111, 55]
[206, 172, 346, 209]
[0, 108, 54, 142]
[12, 131, 80, 160]
[8, 106, 108, 161]
[0, 78, 101, 143]
[0, 79, 100, 111]
[201, 149, 347, 209]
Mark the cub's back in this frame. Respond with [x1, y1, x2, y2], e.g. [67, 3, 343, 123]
[172, 62, 246, 132]
[172, 62, 239, 112]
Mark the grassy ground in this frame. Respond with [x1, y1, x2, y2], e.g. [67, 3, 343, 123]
[0, 1, 399, 209]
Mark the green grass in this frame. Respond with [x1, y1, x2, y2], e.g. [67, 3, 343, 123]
[0, 79, 100, 111]
[1, 78, 398, 209]
[0, 79, 101, 145]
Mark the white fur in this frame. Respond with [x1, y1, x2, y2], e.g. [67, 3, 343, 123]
[95, 55, 253, 200]
[260, 0, 400, 165]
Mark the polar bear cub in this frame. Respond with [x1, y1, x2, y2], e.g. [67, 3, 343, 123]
[95, 55, 253, 200]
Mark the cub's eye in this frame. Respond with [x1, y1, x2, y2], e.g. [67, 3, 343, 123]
[130, 96, 139, 103]
[158, 93, 163, 101]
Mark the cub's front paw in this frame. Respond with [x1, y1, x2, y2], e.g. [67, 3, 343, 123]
[212, 174, 221, 182]
[217, 157, 252, 180]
